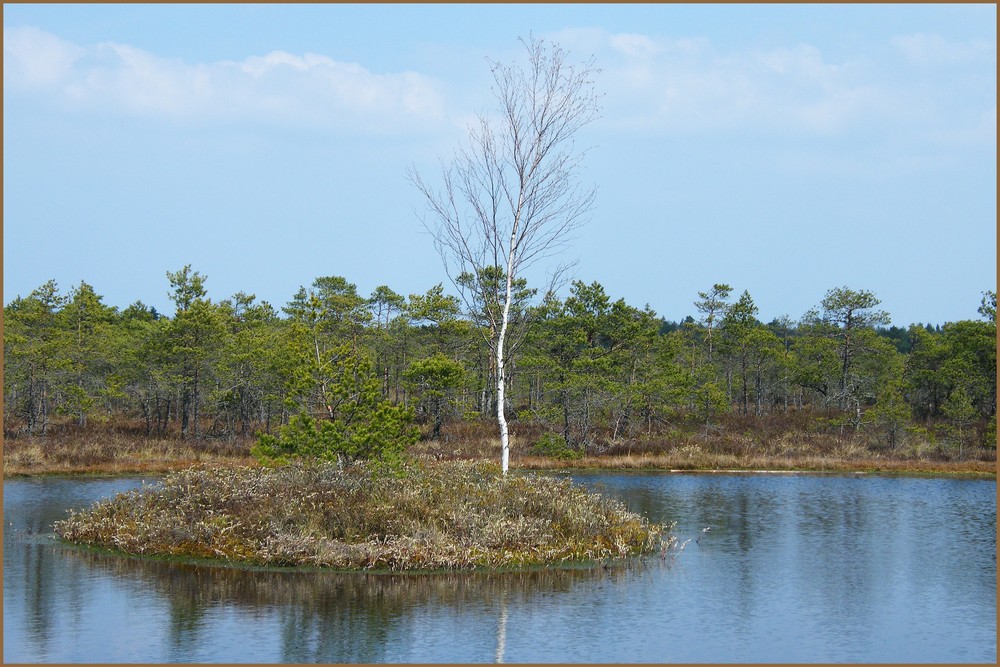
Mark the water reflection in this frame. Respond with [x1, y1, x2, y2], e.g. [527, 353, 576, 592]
[494, 586, 509, 663]
[56, 545, 621, 663]
[566, 472, 995, 662]
[19, 542, 59, 657]
[4, 474, 995, 663]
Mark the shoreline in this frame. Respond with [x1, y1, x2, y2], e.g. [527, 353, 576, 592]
[4, 455, 994, 478]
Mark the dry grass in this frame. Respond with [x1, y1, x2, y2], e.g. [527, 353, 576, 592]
[424, 420, 995, 476]
[3, 430, 254, 476]
[54, 460, 667, 571]
[5, 412, 994, 477]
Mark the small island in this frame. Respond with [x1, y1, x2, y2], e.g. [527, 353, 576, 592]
[54, 460, 665, 571]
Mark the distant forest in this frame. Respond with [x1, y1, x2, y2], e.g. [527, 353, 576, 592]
[4, 266, 996, 457]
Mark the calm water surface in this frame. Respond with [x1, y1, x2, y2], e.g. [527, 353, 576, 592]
[3, 472, 995, 663]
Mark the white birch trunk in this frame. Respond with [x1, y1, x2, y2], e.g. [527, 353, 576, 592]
[496, 243, 517, 475]
[496, 343, 509, 473]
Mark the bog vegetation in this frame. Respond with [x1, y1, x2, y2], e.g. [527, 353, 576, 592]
[53, 461, 666, 570]
[4, 269, 995, 471]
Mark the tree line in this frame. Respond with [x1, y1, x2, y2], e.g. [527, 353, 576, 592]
[4, 268, 995, 459]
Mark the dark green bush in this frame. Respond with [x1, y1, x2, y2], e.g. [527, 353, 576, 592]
[530, 432, 582, 460]
[252, 408, 417, 468]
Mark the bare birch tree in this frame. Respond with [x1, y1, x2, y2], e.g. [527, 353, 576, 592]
[410, 37, 600, 473]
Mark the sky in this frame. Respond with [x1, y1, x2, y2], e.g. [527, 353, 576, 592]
[4, 3, 996, 327]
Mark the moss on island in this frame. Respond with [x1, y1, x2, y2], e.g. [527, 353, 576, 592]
[54, 461, 666, 571]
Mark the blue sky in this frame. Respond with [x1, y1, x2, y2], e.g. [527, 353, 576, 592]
[4, 3, 996, 326]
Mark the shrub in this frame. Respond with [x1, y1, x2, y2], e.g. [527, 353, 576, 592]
[530, 432, 582, 460]
[252, 408, 417, 468]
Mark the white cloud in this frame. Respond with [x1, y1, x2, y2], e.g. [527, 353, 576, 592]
[609, 33, 662, 59]
[3, 26, 446, 134]
[755, 44, 840, 80]
[6, 24, 992, 151]
[3, 26, 84, 87]
[596, 34, 876, 136]
[891, 33, 995, 65]
[577, 27, 992, 148]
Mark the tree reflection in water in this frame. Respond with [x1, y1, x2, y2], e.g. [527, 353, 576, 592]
[60, 548, 625, 662]
[495, 584, 509, 663]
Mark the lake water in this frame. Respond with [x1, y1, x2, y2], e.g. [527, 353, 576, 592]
[3, 471, 995, 663]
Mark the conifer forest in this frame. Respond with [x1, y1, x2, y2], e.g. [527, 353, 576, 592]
[4, 268, 996, 465]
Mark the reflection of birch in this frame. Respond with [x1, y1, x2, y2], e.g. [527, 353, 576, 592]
[495, 585, 509, 664]
[61, 548, 607, 662]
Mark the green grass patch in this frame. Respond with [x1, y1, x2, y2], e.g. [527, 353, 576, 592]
[54, 460, 666, 571]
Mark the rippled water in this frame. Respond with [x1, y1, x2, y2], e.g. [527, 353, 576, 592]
[3, 472, 995, 663]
